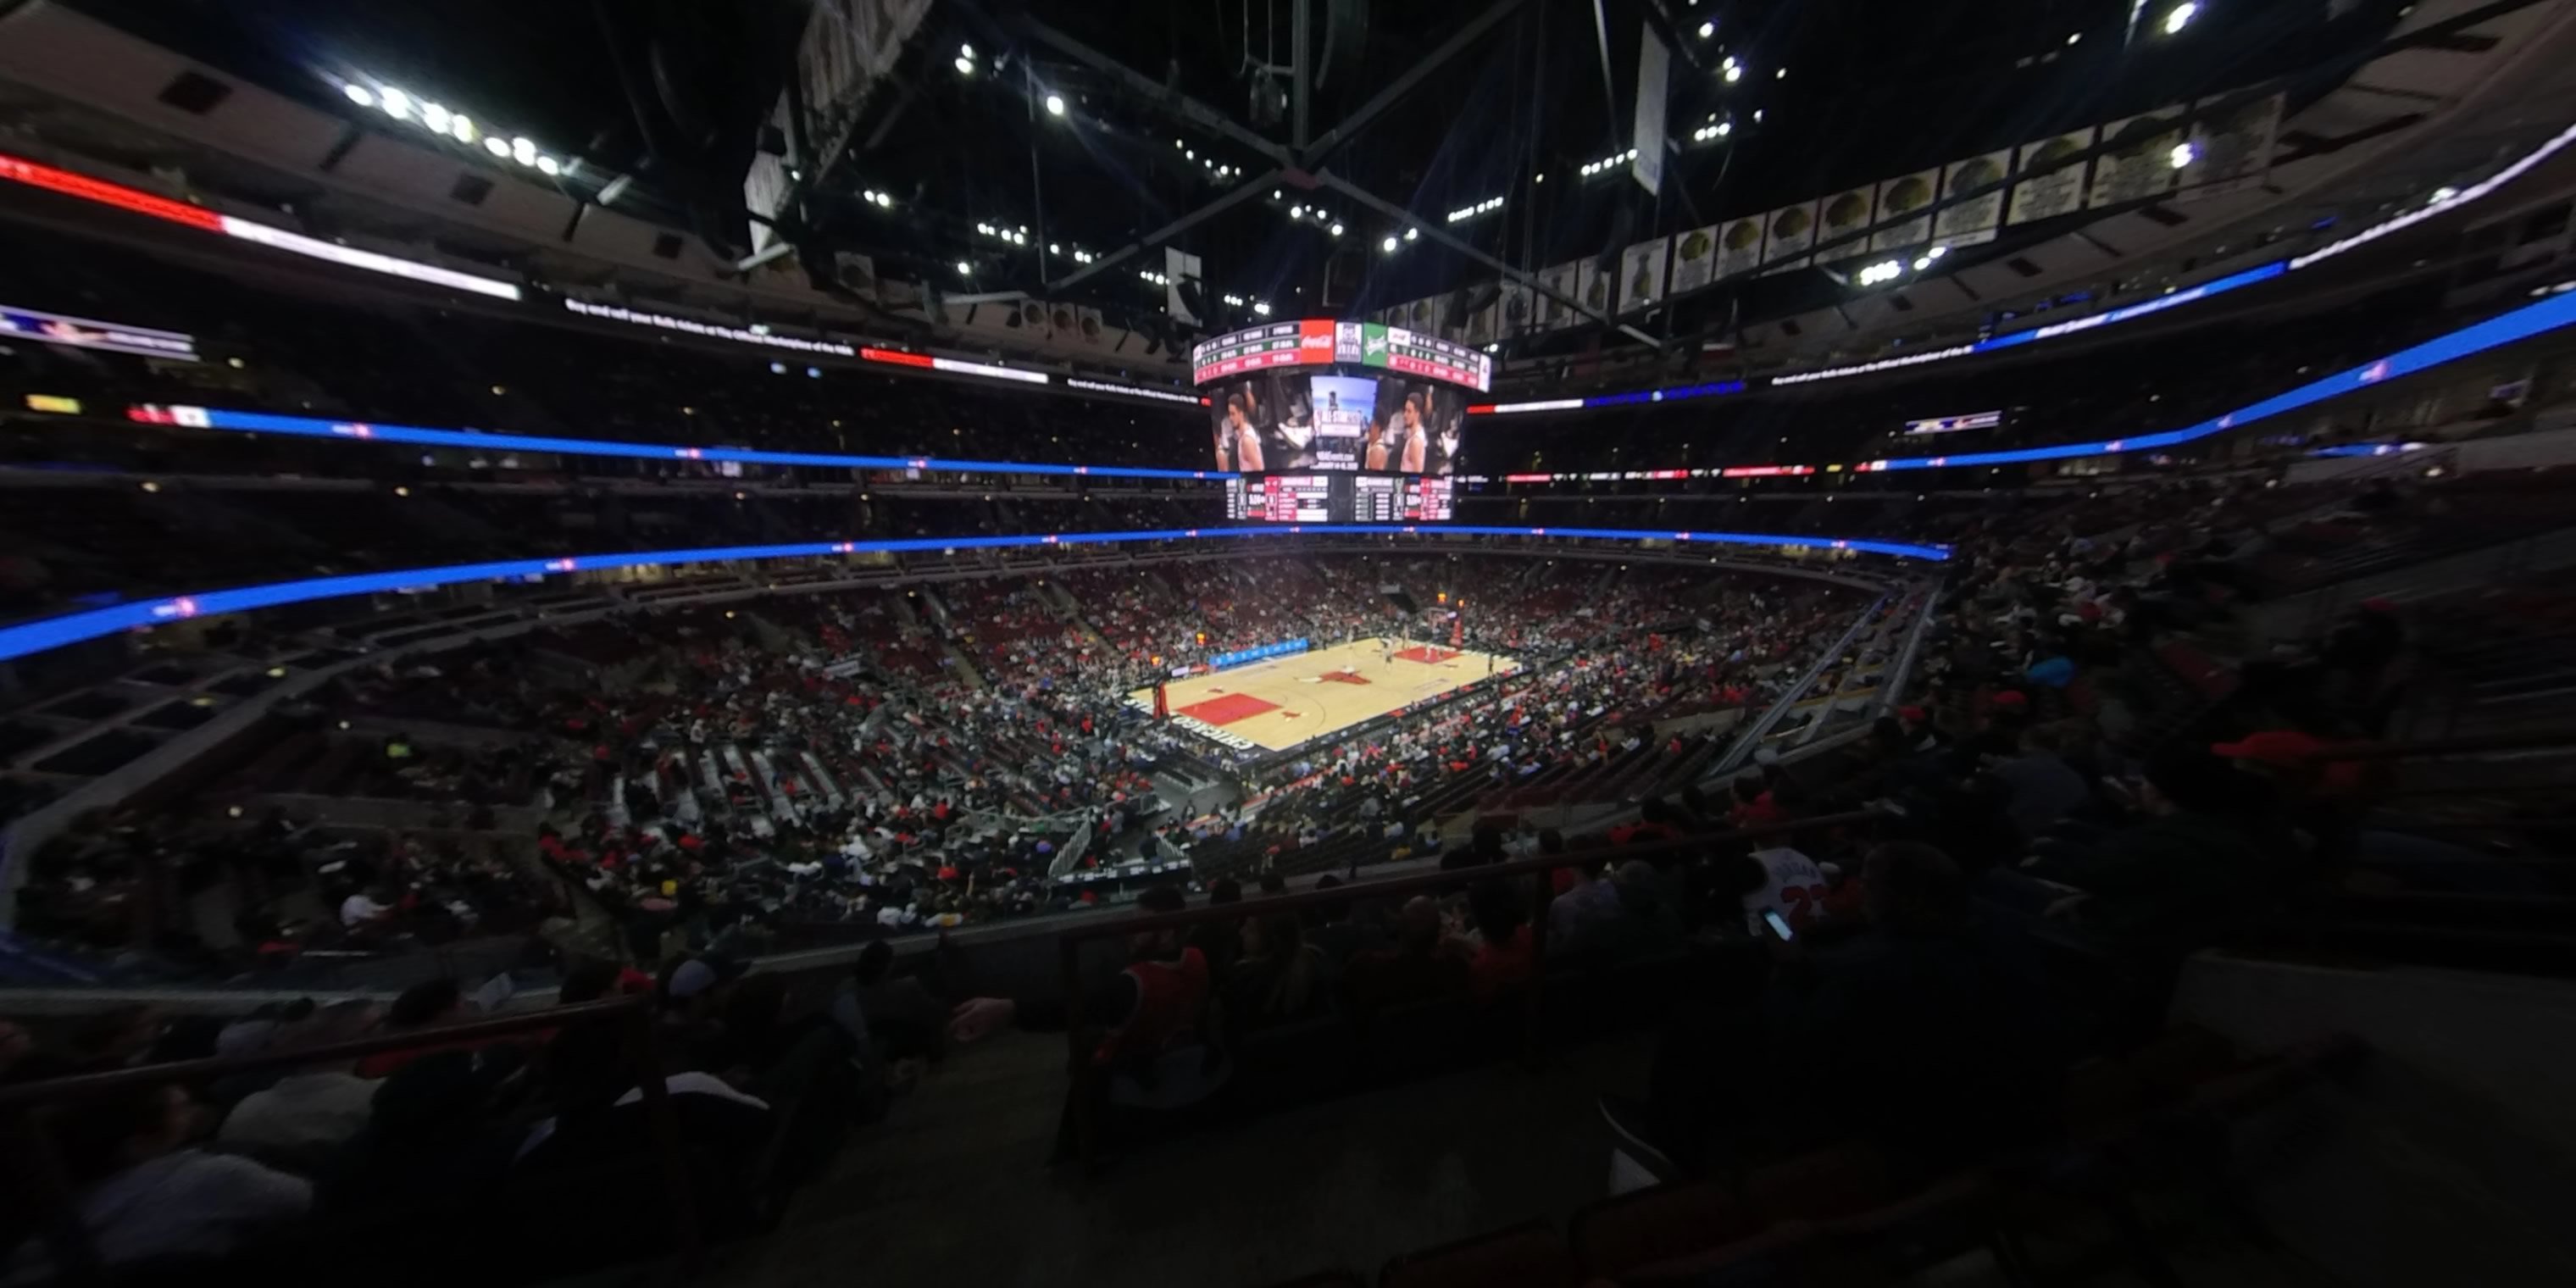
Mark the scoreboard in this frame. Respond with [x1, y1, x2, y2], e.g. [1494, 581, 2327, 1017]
[1191, 319, 1492, 391]
[1227, 473, 1334, 522]
[1227, 474, 1453, 524]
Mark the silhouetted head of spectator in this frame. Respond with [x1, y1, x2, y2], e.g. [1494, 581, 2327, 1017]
[1538, 828, 1565, 856]
[1129, 883, 1188, 959]
[1258, 872, 1287, 896]
[1208, 877, 1242, 906]
[853, 938, 896, 985]
[558, 960, 621, 1004]
[1861, 841, 1968, 935]
[387, 977, 462, 1030]
[1396, 896, 1444, 953]
[2141, 746, 2257, 819]
[1467, 879, 1525, 943]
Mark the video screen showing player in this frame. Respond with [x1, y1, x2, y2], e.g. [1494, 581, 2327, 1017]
[1212, 370, 1324, 471]
[1363, 378, 1464, 475]
[1209, 371, 1463, 475]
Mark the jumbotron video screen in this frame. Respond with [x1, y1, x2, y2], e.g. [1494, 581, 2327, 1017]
[1194, 318, 1483, 524]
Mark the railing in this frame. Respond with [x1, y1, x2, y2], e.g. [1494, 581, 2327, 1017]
[0, 995, 703, 1281]
[1047, 810, 1881, 1169]
[1715, 591, 1895, 775]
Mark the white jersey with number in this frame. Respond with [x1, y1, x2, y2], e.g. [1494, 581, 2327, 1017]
[1743, 846, 1829, 932]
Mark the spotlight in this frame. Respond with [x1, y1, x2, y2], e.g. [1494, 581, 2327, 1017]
[1927, 245, 1948, 258]
[1716, 119, 1732, 136]
[1697, 21, 1714, 37]
[1329, 222, 1344, 236]
[957, 260, 973, 275]
[954, 56, 974, 75]
[536, 155, 560, 176]
[1724, 64, 1743, 83]
[449, 115, 476, 143]
[422, 103, 451, 133]
[483, 136, 510, 158]
[511, 136, 536, 165]
[960, 42, 974, 58]
[1404, 228, 1418, 241]
[2162, 3, 2197, 35]
[2432, 186, 2458, 203]
[2067, 31, 2083, 45]
[342, 83, 374, 107]
[1290, 204, 1303, 218]
[379, 86, 412, 119]
[2168, 141, 2196, 169]
[1044, 93, 1065, 116]
[1912, 256, 1932, 271]
[1382, 236, 1399, 252]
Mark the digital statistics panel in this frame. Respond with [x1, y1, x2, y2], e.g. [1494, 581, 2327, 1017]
[1191, 319, 1493, 391]
[1229, 473, 1452, 523]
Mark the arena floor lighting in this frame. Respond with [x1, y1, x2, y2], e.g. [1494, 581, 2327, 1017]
[0, 526, 1948, 663]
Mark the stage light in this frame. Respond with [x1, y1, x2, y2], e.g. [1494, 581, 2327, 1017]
[957, 260, 972, 275]
[1290, 204, 1303, 218]
[1404, 227, 1418, 241]
[2169, 141, 2196, 169]
[342, 83, 374, 107]
[2163, 3, 2197, 35]
[422, 103, 450, 133]
[484, 136, 510, 158]
[536, 155, 560, 176]
[1913, 256, 1932, 270]
[1724, 64, 1743, 83]
[1776, 68, 1786, 80]
[1382, 236, 1399, 252]
[960, 43, 974, 58]
[954, 56, 974, 75]
[2067, 31, 2083, 45]
[1253, 302, 1271, 315]
[1697, 21, 1714, 37]
[1329, 222, 1344, 236]
[450, 115, 476, 143]
[380, 86, 412, 119]
[1927, 244, 1948, 258]
[1716, 119, 1732, 136]
[1044, 93, 1065, 116]
[511, 136, 536, 165]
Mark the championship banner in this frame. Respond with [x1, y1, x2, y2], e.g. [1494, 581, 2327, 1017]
[2179, 92, 2284, 203]
[1761, 199, 1820, 271]
[1075, 305, 1107, 347]
[1539, 261, 1582, 329]
[2089, 112, 2185, 210]
[2008, 127, 2096, 225]
[1816, 186, 1878, 264]
[1870, 169, 1940, 253]
[1499, 280, 1536, 336]
[1716, 214, 1767, 280]
[1669, 225, 1721, 294]
[1619, 237, 1670, 314]
[1932, 150, 2009, 249]
[1463, 287, 1502, 345]
[1577, 258, 1612, 319]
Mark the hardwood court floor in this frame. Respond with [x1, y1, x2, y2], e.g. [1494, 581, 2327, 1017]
[1130, 637, 1520, 752]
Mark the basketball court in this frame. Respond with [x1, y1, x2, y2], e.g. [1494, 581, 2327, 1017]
[1131, 637, 1521, 752]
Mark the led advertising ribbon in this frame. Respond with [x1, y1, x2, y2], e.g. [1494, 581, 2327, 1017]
[0, 526, 1949, 663]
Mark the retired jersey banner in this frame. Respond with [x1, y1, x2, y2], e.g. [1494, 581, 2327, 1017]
[1815, 186, 1878, 263]
[1716, 214, 1768, 280]
[2090, 112, 2185, 209]
[1762, 199, 1820, 271]
[1932, 150, 2010, 249]
[1870, 169, 1940, 253]
[2179, 92, 2284, 203]
[2009, 128, 2096, 225]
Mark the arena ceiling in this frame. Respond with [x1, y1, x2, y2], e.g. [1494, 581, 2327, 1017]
[73, 0, 2415, 346]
